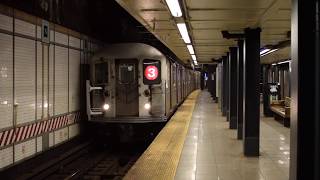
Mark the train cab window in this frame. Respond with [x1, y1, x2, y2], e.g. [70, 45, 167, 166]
[95, 62, 108, 84]
[119, 64, 135, 84]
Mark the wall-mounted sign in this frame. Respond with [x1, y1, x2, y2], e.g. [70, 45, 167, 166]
[42, 20, 50, 43]
[143, 59, 161, 85]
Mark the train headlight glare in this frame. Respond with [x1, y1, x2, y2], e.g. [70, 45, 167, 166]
[103, 103, 110, 110]
[144, 103, 151, 110]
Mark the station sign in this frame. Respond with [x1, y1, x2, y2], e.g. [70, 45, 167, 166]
[143, 59, 161, 85]
[42, 20, 50, 44]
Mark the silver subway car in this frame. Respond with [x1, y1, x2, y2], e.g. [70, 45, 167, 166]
[86, 43, 200, 123]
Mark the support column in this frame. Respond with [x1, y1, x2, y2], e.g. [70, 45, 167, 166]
[290, 0, 320, 179]
[237, 40, 244, 139]
[229, 47, 237, 129]
[226, 53, 230, 121]
[262, 65, 273, 116]
[243, 28, 261, 156]
[222, 56, 227, 116]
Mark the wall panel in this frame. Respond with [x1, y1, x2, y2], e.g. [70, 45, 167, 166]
[69, 36, 80, 49]
[69, 124, 80, 139]
[0, 14, 12, 32]
[36, 41, 43, 120]
[0, 146, 13, 169]
[54, 46, 68, 115]
[48, 45, 54, 116]
[43, 45, 49, 118]
[15, 19, 35, 37]
[0, 33, 13, 129]
[54, 127, 68, 145]
[36, 136, 42, 152]
[14, 138, 36, 162]
[15, 37, 36, 125]
[55, 32, 68, 45]
[69, 49, 80, 112]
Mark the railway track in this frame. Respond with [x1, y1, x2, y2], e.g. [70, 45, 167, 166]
[13, 140, 145, 180]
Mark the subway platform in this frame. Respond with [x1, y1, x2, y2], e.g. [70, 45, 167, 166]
[124, 90, 290, 180]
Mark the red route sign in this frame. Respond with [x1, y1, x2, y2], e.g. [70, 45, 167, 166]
[144, 65, 159, 81]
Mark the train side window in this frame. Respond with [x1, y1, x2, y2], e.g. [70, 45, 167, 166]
[119, 64, 135, 84]
[95, 62, 108, 84]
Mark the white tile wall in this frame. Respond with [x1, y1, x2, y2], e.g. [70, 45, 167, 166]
[0, 33, 13, 129]
[36, 41, 43, 120]
[69, 49, 80, 112]
[48, 45, 54, 116]
[14, 138, 36, 162]
[54, 127, 68, 145]
[55, 31, 68, 45]
[49, 132, 54, 147]
[69, 123, 80, 139]
[36, 136, 42, 152]
[15, 37, 36, 125]
[69, 36, 80, 49]
[54, 46, 68, 115]
[15, 19, 35, 37]
[0, 14, 13, 32]
[0, 146, 13, 169]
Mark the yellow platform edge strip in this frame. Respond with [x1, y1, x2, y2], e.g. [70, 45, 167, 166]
[124, 90, 200, 180]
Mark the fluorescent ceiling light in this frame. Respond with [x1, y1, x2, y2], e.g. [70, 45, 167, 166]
[165, 0, 182, 17]
[177, 23, 191, 43]
[261, 48, 278, 57]
[187, 45, 195, 54]
[260, 48, 270, 55]
[277, 60, 291, 65]
[191, 54, 196, 61]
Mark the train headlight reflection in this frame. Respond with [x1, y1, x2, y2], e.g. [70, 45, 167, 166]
[103, 103, 110, 110]
[144, 103, 151, 110]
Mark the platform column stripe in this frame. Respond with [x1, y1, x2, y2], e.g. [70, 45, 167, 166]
[15, 127, 23, 142]
[5, 129, 14, 146]
[26, 125, 32, 139]
[0, 112, 80, 147]
[35, 122, 42, 135]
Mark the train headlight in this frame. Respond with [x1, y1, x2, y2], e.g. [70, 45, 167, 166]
[144, 103, 151, 110]
[103, 103, 110, 110]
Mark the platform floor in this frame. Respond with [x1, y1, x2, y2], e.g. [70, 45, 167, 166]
[125, 91, 290, 180]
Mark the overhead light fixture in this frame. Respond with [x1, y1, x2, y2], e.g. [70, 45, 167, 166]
[260, 48, 270, 55]
[165, 0, 183, 17]
[277, 60, 291, 65]
[261, 48, 278, 57]
[177, 23, 191, 43]
[191, 54, 196, 61]
[187, 45, 195, 54]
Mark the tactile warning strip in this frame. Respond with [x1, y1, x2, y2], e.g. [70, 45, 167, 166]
[124, 90, 200, 180]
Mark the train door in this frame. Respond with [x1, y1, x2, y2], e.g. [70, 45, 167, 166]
[115, 59, 139, 116]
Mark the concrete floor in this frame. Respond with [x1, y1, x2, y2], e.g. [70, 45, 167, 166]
[175, 91, 290, 180]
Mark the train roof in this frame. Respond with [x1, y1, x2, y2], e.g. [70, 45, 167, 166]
[92, 43, 166, 60]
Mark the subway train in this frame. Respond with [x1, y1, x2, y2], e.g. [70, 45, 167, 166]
[86, 43, 200, 125]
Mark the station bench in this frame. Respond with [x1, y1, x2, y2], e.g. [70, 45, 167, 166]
[270, 98, 290, 127]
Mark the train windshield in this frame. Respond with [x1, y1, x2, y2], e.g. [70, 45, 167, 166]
[119, 64, 135, 84]
[95, 62, 108, 84]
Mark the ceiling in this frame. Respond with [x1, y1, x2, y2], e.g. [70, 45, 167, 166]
[116, 0, 291, 64]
